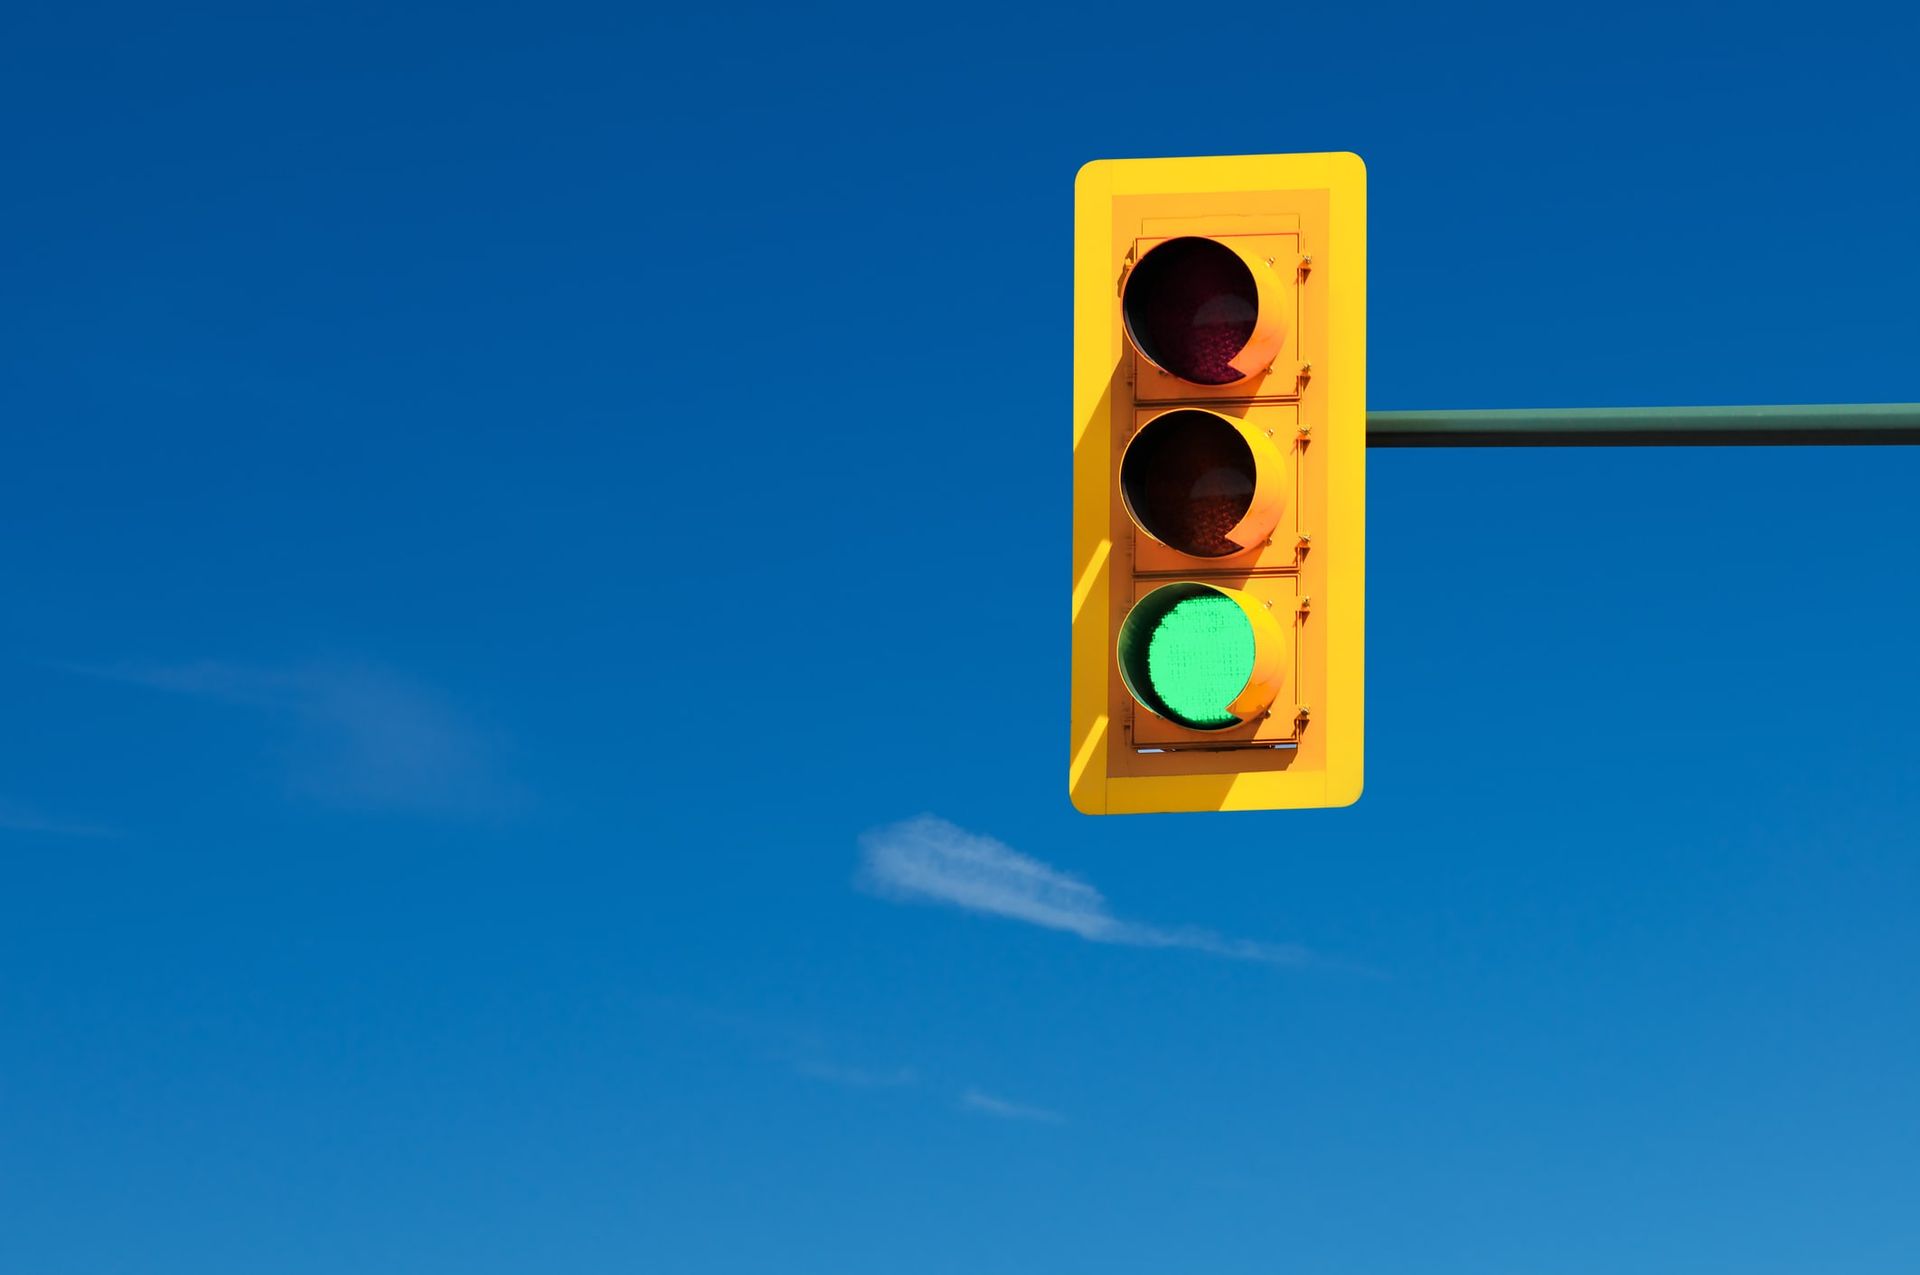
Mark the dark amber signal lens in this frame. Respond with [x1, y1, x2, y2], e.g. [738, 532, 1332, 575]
[1120, 409, 1259, 558]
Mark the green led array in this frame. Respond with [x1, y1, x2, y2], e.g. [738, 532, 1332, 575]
[1144, 594, 1253, 728]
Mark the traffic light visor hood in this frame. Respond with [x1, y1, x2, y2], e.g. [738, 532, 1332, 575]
[1120, 408, 1287, 557]
[1122, 236, 1287, 385]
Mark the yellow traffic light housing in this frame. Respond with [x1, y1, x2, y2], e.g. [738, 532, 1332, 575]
[1070, 152, 1366, 815]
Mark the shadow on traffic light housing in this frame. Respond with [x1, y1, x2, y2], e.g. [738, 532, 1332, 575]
[1071, 153, 1365, 815]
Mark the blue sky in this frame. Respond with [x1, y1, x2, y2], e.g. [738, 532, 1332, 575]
[4, 1, 1920, 1271]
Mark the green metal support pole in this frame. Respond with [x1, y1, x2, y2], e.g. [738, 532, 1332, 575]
[1366, 403, 1920, 447]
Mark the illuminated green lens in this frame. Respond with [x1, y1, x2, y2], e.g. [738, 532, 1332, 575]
[1144, 594, 1253, 728]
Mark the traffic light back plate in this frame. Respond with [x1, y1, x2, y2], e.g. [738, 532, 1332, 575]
[1071, 152, 1365, 815]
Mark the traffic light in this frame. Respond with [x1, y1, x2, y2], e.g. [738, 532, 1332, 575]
[1070, 153, 1366, 814]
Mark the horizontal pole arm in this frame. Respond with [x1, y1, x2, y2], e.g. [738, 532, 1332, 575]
[1366, 403, 1920, 447]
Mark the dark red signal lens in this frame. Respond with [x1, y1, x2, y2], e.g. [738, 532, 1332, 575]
[1122, 237, 1260, 385]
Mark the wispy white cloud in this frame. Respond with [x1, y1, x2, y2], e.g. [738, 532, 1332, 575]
[0, 798, 113, 838]
[662, 1001, 1061, 1124]
[857, 815, 1311, 966]
[793, 1059, 919, 1089]
[960, 1088, 1064, 1124]
[69, 659, 516, 815]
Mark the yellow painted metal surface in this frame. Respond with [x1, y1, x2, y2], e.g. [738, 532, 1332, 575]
[1071, 152, 1366, 815]
[1220, 584, 1289, 722]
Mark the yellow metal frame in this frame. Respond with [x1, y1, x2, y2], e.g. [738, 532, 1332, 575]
[1071, 152, 1366, 815]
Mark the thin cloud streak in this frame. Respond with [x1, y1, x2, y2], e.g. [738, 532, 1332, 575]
[0, 799, 114, 838]
[67, 659, 517, 815]
[667, 1003, 1057, 1123]
[793, 1059, 919, 1089]
[960, 1088, 1064, 1124]
[857, 815, 1311, 966]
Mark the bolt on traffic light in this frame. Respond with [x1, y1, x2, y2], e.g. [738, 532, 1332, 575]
[1070, 153, 1366, 814]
